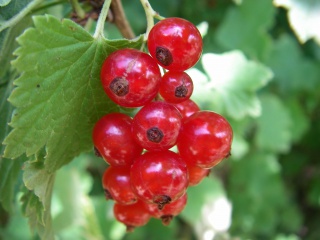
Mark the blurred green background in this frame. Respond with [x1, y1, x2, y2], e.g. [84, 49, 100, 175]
[1, 0, 320, 239]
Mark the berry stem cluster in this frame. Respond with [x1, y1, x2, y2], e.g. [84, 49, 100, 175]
[139, 0, 164, 40]
[93, 11, 233, 231]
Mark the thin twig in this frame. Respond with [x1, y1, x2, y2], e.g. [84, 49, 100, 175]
[139, 0, 164, 40]
[110, 0, 135, 39]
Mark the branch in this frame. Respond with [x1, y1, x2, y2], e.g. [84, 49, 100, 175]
[110, 0, 135, 39]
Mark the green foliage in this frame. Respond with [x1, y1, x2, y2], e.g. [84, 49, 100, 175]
[0, 0, 31, 20]
[0, 0, 11, 7]
[265, 34, 320, 95]
[274, 0, 320, 44]
[190, 50, 273, 119]
[0, 0, 320, 239]
[228, 152, 302, 237]
[215, 0, 275, 60]
[3, 15, 143, 171]
[255, 93, 292, 153]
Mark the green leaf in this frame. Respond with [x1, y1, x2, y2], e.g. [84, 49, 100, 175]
[0, 73, 14, 154]
[215, 0, 275, 60]
[51, 154, 103, 239]
[286, 98, 310, 142]
[189, 51, 273, 120]
[23, 153, 54, 205]
[228, 118, 253, 160]
[0, 73, 24, 212]
[255, 94, 292, 153]
[229, 152, 302, 237]
[180, 176, 227, 225]
[274, 0, 320, 44]
[21, 150, 55, 239]
[265, 34, 320, 94]
[0, 157, 23, 211]
[3, 14, 143, 172]
[0, 0, 31, 20]
[275, 234, 300, 240]
[0, 14, 32, 80]
[0, 0, 11, 7]
[21, 186, 55, 240]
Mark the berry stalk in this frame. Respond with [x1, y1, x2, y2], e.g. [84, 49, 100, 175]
[139, 0, 164, 40]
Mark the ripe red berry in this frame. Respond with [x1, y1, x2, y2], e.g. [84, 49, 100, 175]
[147, 18, 203, 71]
[143, 193, 187, 225]
[159, 71, 193, 103]
[132, 101, 182, 151]
[92, 113, 143, 166]
[177, 111, 233, 168]
[100, 48, 161, 107]
[130, 150, 188, 210]
[186, 163, 210, 186]
[102, 166, 137, 205]
[171, 99, 200, 119]
[113, 200, 151, 232]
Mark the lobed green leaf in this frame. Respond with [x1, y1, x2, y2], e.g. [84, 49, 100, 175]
[228, 151, 302, 237]
[190, 51, 273, 120]
[3, 14, 143, 172]
[265, 34, 320, 95]
[255, 94, 292, 153]
[274, 0, 320, 44]
[215, 0, 275, 60]
[0, 74, 25, 212]
[21, 184, 55, 240]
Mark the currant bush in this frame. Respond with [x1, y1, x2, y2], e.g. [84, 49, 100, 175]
[100, 48, 161, 107]
[171, 98, 200, 119]
[159, 71, 194, 103]
[94, 14, 233, 231]
[92, 113, 143, 166]
[177, 111, 233, 168]
[131, 101, 182, 151]
[113, 201, 151, 232]
[102, 166, 137, 205]
[130, 150, 188, 210]
[147, 17, 203, 71]
[143, 193, 188, 225]
[186, 163, 210, 186]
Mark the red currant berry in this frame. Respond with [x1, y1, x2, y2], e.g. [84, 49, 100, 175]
[143, 193, 187, 225]
[171, 98, 200, 119]
[130, 150, 188, 210]
[102, 166, 137, 205]
[148, 18, 203, 71]
[132, 101, 182, 151]
[159, 71, 193, 103]
[113, 200, 151, 232]
[186, 163, 210, 186]
[177, 111, 233, 168]
[92, 113, 143, 166]
[100, 48, 161, 107]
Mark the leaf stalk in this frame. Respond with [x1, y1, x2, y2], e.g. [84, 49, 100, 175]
[93, 0, 112, 39]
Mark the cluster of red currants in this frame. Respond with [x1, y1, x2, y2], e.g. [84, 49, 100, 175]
[92, 18, 233, 231]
